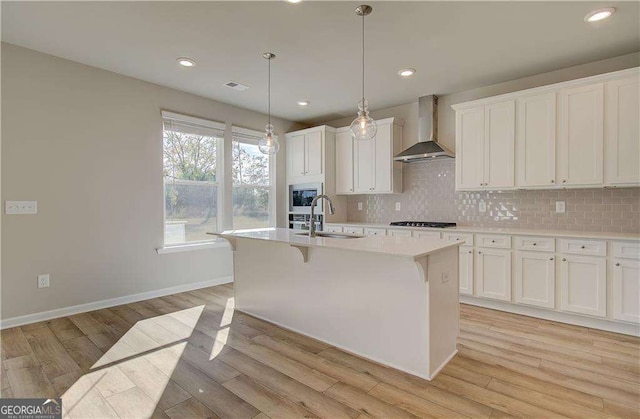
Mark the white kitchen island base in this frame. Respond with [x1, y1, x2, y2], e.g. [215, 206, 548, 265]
[219, 229, 460, 380]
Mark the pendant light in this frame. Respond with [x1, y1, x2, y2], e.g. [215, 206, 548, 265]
[259, 52, 280, 155]
[350, 4, 377, 141]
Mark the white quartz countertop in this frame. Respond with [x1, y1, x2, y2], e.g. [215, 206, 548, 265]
[327, 222, 640, 241]
[209, 228, 461, 260]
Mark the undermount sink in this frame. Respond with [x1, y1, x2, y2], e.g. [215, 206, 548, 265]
[295, 232, 363, 239]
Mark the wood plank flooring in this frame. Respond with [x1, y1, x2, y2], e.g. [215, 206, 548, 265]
[1, 283, 638, 418]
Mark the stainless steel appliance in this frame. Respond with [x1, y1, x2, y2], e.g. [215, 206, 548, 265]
[289, 183, 323, 213]
[390, 221, 457, 228]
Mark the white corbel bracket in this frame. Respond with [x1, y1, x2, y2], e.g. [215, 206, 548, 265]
[414, 258, 428, 283]
[207, 233, 236, 251]
[290, 245, 309, 263]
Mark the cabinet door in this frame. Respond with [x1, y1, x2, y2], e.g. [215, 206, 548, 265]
[560, 255, 606, 317]
[455, 107, 485, 190]
[558, 83, 604, 186]
[515, 251, 555, 308]
[476, 248, 511, 301]
[354, 136, 375, 192]
[484, 101, 515, 188]
[374, 123, 392, 192]
[459, 246, 474, 296]
[613, 259, 640, 323]
[288, 134, 306, 177]
[605, 76, 640, 186]
[516, 92, 556, 188]
[305, 131, 323, 176]
[335, 131, 354, 194]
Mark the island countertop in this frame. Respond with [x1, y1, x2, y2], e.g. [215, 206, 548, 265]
[209, 228, 461, 260]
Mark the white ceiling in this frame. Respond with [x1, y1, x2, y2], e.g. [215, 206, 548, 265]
[2, 1, 639, 124]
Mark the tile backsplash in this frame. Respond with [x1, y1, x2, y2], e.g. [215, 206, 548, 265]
[346, 159, 640, 233]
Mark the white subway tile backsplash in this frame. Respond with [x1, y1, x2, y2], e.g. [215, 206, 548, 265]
[346, 159, 640, 233]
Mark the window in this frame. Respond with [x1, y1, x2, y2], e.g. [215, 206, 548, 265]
[162, 112, 224, 245]
[232, 127, 275, 229]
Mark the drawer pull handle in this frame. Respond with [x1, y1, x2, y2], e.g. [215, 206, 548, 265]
[551, 180, 555, 183]
[491, 240, 496, 243]
[563, 180, 567, 183]
[478, 251, 482, 254]
[533, 243, 537, 246]
[468, 251, 472, 254]
[616, 263, 621, 267]
[550, 257, 554, 261]
[562, 258, 567, 262]
[581, 245, 586, 249]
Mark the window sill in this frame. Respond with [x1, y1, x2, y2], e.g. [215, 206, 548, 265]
[156, 241, 229, 254]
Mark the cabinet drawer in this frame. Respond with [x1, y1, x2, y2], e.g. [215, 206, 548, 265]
[412, 231, 441, 240]
[364, 228, 386, 237]
[388, 229, 412, 237]
[515, 236, 555, 252]
[343, 227, 364, 235]
[476, 234, 511, 249]
[324, 225, 343, 233]
[558, 239, 606, 257]
[612, 241, 640, 260]
[442, 232, 473, 246]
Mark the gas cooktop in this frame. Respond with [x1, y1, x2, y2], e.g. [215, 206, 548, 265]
[390, 221, 457, 228]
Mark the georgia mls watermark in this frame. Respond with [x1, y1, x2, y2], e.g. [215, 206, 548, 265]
[0, 398, 61, 419]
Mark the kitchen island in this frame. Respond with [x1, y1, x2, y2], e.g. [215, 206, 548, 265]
[211, 228, 462, 380]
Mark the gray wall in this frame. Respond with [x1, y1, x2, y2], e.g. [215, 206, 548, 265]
[1, 43, 301, 320]
[324, 52, 640, 232]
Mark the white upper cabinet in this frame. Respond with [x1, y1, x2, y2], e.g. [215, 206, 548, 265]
[346, 117, 403, 194]
[516, 92, 556, 188]
[454, 67, 639, 191]
[455, 101, 515, 191]
[455, 107, 485, 190]
[335, 129, 354, 194]
[605, 76, 640, 186]
[484, 101, 515, 188]
[557, 83, 604, 187]
[286, 127, 327, 180]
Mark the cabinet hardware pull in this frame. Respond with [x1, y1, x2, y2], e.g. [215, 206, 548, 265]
[616, 263, 621, 267]
[533, 243, 537, 246]
[562, 258, 567, 262]
[551, 180, 555, 183]
[550, 258, 554, 261]
[468, 251, 472, 254]
[491, 240, 495, 243]
[562, 180, 567, 183]
[581, 245, 585, 249]
[478, 251, 482, 254]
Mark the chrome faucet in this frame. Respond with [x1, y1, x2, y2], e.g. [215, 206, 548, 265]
[309, 194, 335, 237]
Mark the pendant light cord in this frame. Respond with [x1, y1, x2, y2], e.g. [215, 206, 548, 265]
[361, 12, 365, 103]
[268, 56, 271, 126]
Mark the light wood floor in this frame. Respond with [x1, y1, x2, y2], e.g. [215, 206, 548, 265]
[1, 284, 639, 418]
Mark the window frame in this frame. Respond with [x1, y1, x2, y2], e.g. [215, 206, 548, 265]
[161, 111, 225, 246]
[231, 126, 277, 229]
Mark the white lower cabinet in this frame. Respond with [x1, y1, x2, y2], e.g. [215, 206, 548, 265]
[612, 259, 640, 323]
[412, 231, 441, 240]
[459, 246, 474, 296]
[388, 229, 412, 237]
[476, 248, 511, 301]
[560, 255, 606, 317]
[324, 225, 343, 233]
[515, 251, 555, 308]
[364, 227, 386, 237]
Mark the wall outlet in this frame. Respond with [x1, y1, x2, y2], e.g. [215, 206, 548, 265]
[6, 201, 37, 215]
[479, 201, 487, 213]
[357, 202, 363, 211]
[37, 274, 50, 289]
[395, 202, 401, 211]
[556, 201, 566, 214]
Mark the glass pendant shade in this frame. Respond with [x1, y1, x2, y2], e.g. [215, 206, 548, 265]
[258, 123, 279, 154]
[350, 99, 377, 141]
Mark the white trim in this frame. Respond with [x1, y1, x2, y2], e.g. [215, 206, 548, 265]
[0, 276, 233, 330]
[460, 295, 640, 337]
[156, 241, 229, 254]
[428, 349, 458, 380]
[161, 110, 226, 131]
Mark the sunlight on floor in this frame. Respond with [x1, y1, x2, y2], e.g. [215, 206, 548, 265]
[61, 306, 206, 418]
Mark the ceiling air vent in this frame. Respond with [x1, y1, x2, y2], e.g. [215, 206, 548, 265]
[223, 81, 249, 91]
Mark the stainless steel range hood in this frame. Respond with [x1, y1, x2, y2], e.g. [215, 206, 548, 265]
[394, 95, 455, 163]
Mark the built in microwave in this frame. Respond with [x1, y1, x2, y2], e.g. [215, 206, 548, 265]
[289, 183, 323, 212]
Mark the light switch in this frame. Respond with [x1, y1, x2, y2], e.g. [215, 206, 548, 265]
[5, 201, 37, 215]
[479, 201, 487, 213]
[395, 202, 401, 211]
[556, 201, 566, 214]
[357, 202, 363, 211]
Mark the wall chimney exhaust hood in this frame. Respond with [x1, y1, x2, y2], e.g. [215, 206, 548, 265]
[394, 95, 454, 163]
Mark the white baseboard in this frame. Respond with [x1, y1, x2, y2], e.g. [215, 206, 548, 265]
[0, 276, 233, 330]
[461, 295, 640, 337]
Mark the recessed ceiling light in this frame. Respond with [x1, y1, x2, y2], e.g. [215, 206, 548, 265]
[584, 7, 615, 23]
[177, 57, 196, 67]
[398, 68, 416, 77]
[286, 0, 302, 3]
[297, 100, 310, 106]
